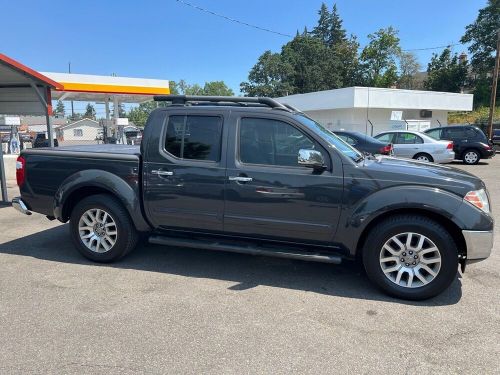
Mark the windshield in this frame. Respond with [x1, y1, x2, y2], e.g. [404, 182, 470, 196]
[295, 114, 364, 162]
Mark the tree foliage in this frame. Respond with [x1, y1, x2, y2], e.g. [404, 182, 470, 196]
[461, 0, 499, 75]
[424, 48, 468, 93]
[241, 3, 400, 96]
[84, 103, 96, 120]
[360, 27, 401, 87]
[398, 52, 422, 89]
[54, 100, 65, 117]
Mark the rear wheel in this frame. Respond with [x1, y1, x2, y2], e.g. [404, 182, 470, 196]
[362, 215, 458, 300]
[70, 194, 138, 262]
[462, 149, 480, 165]
[413, 153, 433, 162]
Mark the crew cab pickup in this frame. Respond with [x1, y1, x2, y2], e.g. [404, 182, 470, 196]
[12, 95, 494, 300]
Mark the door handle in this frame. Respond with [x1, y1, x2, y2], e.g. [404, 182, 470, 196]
[228, 176, 253, 182]
[152, 170, 174, 176]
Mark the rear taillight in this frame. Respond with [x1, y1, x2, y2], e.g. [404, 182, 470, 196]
[484, 144, 491, 150]
[16, 156, 26, 187]
[446, 142, 453, 150]
[380, 144, 392, 155]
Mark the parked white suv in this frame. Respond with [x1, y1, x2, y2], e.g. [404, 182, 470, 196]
[374, 130, 455, 163]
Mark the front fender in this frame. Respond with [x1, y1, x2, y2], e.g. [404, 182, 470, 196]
[339, 185, 474, 256]
[54, 169, 151, 232]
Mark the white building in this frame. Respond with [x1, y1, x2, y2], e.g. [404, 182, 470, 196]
[56, 118, 102, 144]
[277, 87, 473, 135]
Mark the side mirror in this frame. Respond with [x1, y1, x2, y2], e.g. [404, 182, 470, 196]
[298, 149, 325, 169]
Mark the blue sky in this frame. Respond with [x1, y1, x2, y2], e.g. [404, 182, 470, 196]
[2, 0, 486, 100]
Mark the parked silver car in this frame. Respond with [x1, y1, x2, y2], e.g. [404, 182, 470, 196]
[374, 130, 455, 163]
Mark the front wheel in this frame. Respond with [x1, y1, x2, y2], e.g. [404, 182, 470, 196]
[70, 194, 138, 262]
[362, 215, 458, 300]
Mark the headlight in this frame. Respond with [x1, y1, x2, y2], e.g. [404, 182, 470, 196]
[464, 188, 490, 214]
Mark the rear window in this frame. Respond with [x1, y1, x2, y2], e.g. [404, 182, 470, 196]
[165, 115, 222, 161]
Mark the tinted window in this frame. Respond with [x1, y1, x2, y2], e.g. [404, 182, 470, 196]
[375, 133, 394, 143]
[426, 128, 442, 140]
[464, 128, 478, 138]
[444, 128, 465, 139]
[239, 118, 316, 167]
[165, 115, 222, 161]
[395, 133, 423, 144]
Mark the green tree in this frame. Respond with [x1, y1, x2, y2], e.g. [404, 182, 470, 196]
[461, 0, 499, 76]
[398, 52, 422, 89]
[202, 81, 234, 96]
[424, 48, 468, 93]
[240, 51, 294, 96]
[360, 27, 401, 87]
[460, 0, 499, 107]
[128, 101, 157, 127]
[84, 103, 96, 119]
[54, 100, 65, 117]
[281, 34, 341, 93]
[328, 4, 347, 47]
[311, 3, 331, 44]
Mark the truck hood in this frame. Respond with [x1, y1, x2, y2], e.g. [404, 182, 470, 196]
[354, 156, 484, 196]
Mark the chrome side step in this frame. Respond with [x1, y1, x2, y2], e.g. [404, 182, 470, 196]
[149, 235, 342, 264]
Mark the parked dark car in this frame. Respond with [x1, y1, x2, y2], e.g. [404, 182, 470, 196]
[32, 133, 58, 148]
[12, 95, 494, 300]
[332, 130, 393, 155]
[424, 125, 494, 165]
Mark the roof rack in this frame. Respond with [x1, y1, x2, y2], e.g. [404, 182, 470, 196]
[153, 95, 291, 111]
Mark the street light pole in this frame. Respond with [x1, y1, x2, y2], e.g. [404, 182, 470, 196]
[487, 30, 500, 139]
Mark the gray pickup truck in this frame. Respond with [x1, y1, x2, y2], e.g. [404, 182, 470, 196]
[12, 96, 494, 300]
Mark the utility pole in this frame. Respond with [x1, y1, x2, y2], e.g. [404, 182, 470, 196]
[69, 62, 74, 119]
[487, 30, 500, 139]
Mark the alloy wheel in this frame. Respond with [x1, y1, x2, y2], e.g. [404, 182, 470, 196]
[379, 232, 441, 288]
[78, 208, 118, 253]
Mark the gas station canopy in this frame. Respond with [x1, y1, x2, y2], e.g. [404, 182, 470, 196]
[43, 72, 170, 103]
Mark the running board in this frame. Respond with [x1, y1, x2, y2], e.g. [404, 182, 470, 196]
[148, 235, 342, 264]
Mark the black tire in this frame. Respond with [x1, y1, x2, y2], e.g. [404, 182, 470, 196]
[362, 214, 458, 300]
[413, 153, 434, 163]
[462, 149, 480, 165]
[69, 194, 138, 262]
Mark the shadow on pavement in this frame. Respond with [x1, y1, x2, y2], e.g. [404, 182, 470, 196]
[0, 224, 462, 306]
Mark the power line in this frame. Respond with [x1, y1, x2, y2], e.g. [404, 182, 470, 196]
[175, 0, 293, 38]
[175, 0, 466, 54]
[402, 43, 462, 52]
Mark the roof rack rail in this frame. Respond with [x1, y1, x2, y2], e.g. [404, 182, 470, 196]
[153, 95, 290, 111]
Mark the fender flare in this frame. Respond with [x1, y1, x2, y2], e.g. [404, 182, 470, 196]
[53, 169, 151, 232]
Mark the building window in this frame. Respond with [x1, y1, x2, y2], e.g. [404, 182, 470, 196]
[73, 129, 83, 137]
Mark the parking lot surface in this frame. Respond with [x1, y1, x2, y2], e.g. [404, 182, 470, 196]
[0, 159, 499, 374]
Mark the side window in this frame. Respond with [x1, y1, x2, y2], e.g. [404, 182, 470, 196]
[164, 115, 222, 161]
[375, 133, 394, 143]
[426, 128, 442, 140]
[445, 128, 465, 139]
[395, 133, 423, 144]
[464, 128, 478, 138]
[239, 118, 316, 167]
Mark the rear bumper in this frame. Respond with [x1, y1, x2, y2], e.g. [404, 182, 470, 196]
[463, 230, 493, 262]
[12, 197, 31, 215]
[435, 151, 456, 164]
[483, 149, 495, 159]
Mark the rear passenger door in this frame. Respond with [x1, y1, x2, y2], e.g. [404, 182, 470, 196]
[144, 111, 227, 232]
[223, 113, 343, 243]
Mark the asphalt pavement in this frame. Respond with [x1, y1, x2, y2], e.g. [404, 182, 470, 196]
[0, 160, 499, 374]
